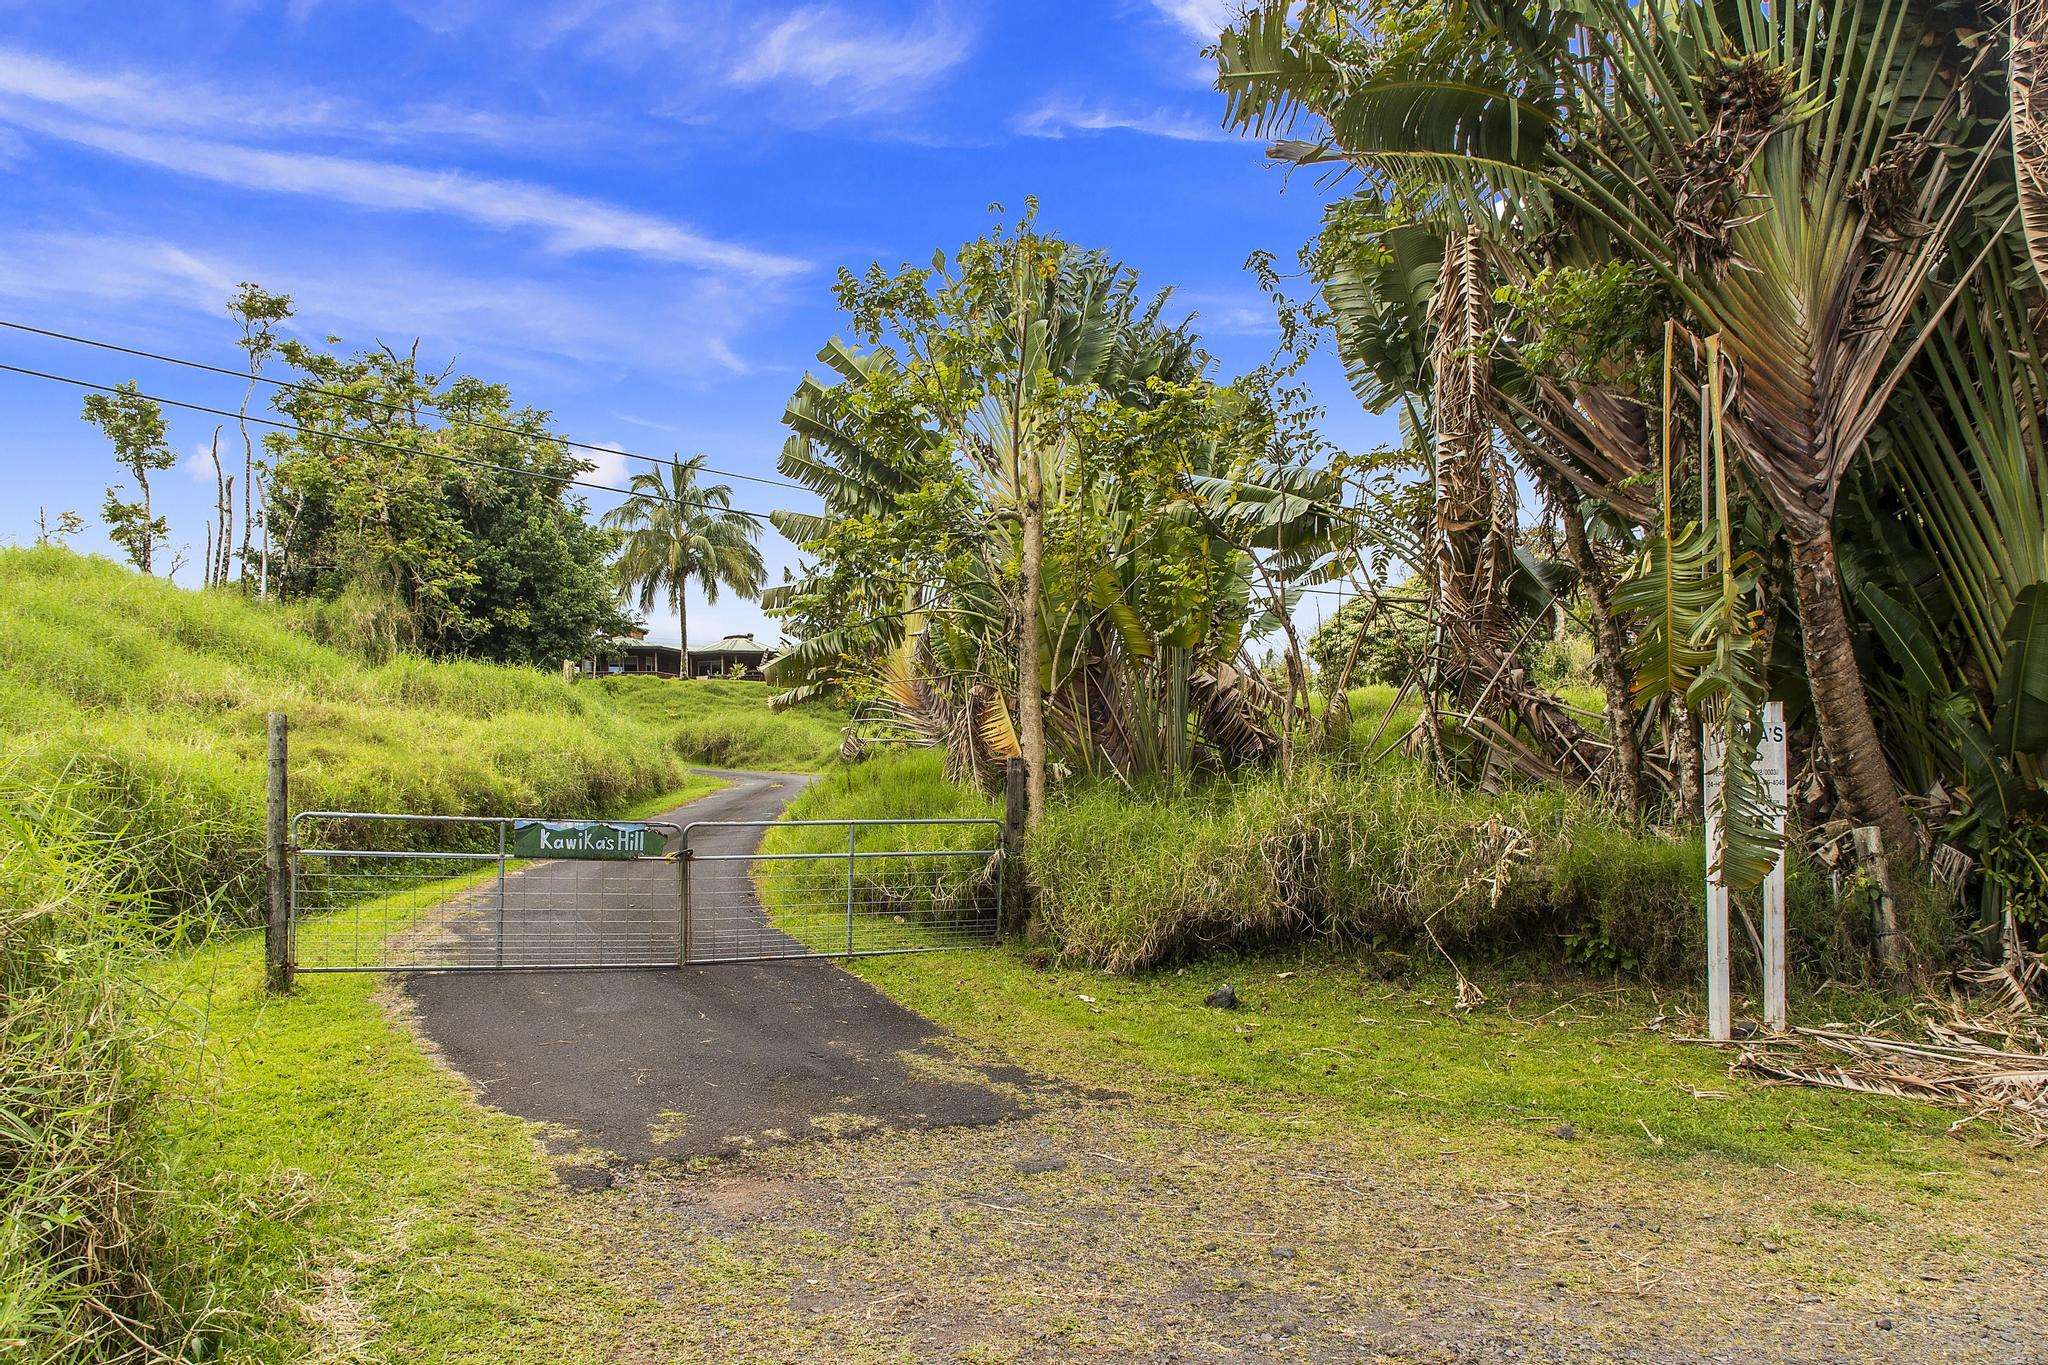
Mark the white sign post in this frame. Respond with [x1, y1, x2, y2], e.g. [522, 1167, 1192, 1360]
[1702, 701, 1789, 1042]
[1757, 703, 1788, 1033]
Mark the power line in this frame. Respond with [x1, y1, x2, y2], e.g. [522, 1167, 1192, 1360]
[9, 345, 1425, 594]
[0, 361, 782, 523]
[0, 317, 811, 495]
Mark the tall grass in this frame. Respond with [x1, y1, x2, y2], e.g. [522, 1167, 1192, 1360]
[1026, 757, 1824, 977]
[0, 548, 685, 924]
[755, 750, 1000, 950]
[592, 675, 850, 772]
[0, 770, 251, 1361]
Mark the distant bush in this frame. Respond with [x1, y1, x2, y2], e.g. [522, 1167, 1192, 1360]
[1026, 758, 1818, 978]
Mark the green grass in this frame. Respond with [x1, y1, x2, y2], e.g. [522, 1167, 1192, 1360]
[47, 740, 2006, 1360]
[0, 548, 749, 1361]
[754, 750, 1000, 953]
[141, 927, 637, 1361]
[591, 675, 849, 772]
[1026, 754, 1743, 976]
[848, 944, 2003, 1189]
[1, 779, 216, 1362]
[0, 547, 689, 925]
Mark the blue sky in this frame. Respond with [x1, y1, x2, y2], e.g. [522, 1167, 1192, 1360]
[0, 0, 1391, 646]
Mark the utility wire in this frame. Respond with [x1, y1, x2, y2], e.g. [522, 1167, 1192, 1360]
[7, 337, 1430, 599]
[0, 317, 810, 495]
[0, 361, 782, 522]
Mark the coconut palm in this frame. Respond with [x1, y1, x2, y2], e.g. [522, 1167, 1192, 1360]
[603, 455, 765, 658]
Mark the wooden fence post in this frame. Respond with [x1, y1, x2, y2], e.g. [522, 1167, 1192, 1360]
[265, 711, 293, 992]
[1001, 755, 1028, 939]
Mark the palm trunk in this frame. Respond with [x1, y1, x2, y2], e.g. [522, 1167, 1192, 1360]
[1787, 521, 1917, 968]
[1018, 453, 1048, 826]
[677, 588, 689, 679]
[1554, 490, 1644, 819]
[1672, 699, 1702, 826]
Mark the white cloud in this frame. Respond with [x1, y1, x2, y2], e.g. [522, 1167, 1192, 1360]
[1013, 97, 1233, 144]
[0, 44, 573, 150]
[1151, 0, 1237, 39]
[578, 441, 629, 485]
[0, 109, 806, 281]
[0, 229, 778, 379]
[1169, 289, 1276, 337]
[732, 4, 974, 116]
[183, 437, 232, 486]
[523, 2, 972, 122]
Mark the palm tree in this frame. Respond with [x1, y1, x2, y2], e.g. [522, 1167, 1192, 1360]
[603, 455, 765, 662]
[1218, 0, 2026, 892]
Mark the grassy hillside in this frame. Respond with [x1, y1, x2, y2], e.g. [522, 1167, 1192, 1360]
[0, 547, 699, 924]
[0, 547, 734, 1361]
[593, 674, 850, 771]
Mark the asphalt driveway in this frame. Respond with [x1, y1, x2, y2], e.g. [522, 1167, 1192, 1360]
[400, 770, 1027, 1177]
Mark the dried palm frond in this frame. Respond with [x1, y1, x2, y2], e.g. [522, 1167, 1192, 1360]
[1190, 664, 1280, 770]
[1733, 1001, 2048, 1147]
[1664, 53, 1791, 273]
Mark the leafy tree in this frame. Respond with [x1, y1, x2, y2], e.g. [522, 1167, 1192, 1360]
[82, 382, 173, 575]
[1307, 583, 1431, 689]
[228, 282, 293, 588]
[34, 508, 85, 546]
[602, 454, 765, 654]
[768, 213, 1345, 809]
[262, 343, 628, 666]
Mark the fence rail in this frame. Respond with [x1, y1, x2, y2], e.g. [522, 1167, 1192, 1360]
[286, 810, 1001, 972]
[681, 817, 1002, 964]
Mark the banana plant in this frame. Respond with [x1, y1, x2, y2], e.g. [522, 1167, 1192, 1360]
[767, 226, 1332, 788]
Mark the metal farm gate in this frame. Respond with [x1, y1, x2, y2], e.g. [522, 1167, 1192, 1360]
[681, 818, 1002, 964]
[288, 809, 1003, 973]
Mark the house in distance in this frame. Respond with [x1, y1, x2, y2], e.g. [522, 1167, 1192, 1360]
[687, 633, 772, 680]
[576, 628, 773, 681]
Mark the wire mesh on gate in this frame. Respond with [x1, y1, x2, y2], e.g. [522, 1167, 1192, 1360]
[683, 817, 1001, 963]
[290, 811, 684, 971]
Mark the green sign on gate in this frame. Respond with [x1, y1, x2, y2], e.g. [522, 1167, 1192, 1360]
[510, 819, 658, 860]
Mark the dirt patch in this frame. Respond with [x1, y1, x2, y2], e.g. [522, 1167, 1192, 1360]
[552, 1087, 2047, 1363]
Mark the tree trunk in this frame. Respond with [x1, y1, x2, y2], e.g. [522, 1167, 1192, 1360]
[1018, 451, 1048, 826]
[1787, 522, 1918, 968]
[240, 373, 258, 581]
[1672, 699, 1702, 826]
[677, 586, 689, 679]
[2015, 0, 2048, 283]
[1553, 489, 1645, 819]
